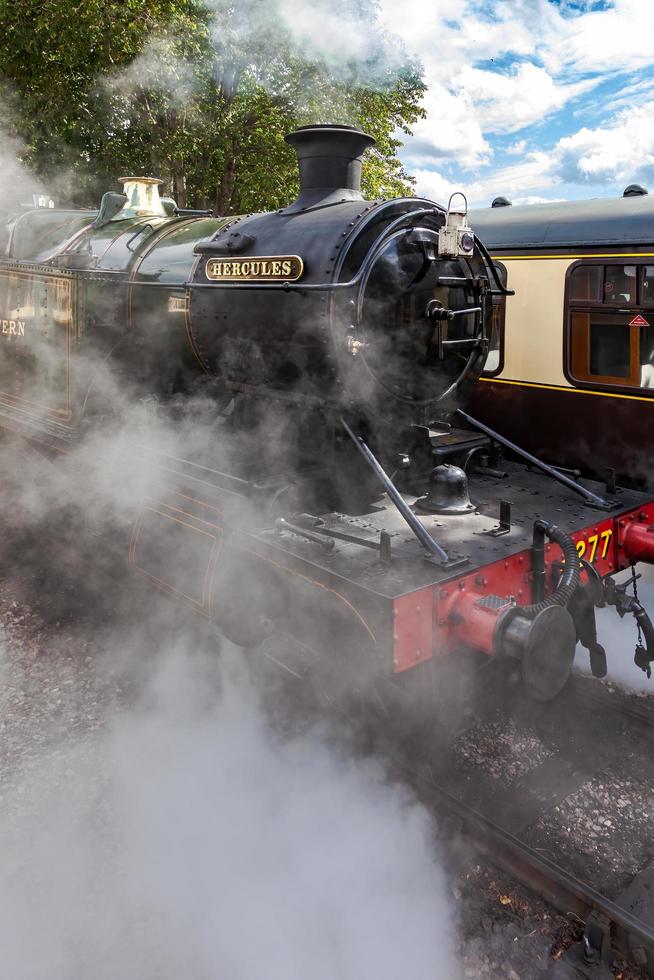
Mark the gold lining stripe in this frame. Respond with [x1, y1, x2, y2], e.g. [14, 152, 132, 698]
[240, 544, 377, 645]
[129, 505, 221, 609]
[495, 252, 654, 261]
[480, 376, 654, 403]
[143, 496, 222, 531]
[169, 489, 224, 516]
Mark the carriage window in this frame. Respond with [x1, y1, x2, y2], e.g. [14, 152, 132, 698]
[569, 312, 654, 387]
[483, 261, 506, 375]
[588, 317, 631, 377]
[641, 267, 654, 305]
[570, 313, 637, 384]
[569, 265, 601, 301]
[567, 261, 654, 391]
[603, 265, 636, 303]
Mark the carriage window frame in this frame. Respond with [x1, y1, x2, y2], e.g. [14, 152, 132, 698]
[482, 260, 506, 377]
[564, 258, 654, 395]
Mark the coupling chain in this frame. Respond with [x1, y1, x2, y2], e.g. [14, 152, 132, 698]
[631, 562, 648, 677]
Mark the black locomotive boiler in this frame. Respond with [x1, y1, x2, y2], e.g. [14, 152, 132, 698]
[2, 124, 654, 707]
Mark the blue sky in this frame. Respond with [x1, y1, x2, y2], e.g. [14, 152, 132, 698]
[377, 0, 654, 206]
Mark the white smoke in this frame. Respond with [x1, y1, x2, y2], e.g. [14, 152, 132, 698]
[0, 126, 48, 215]
[0, 129, 463, 972]
[111, 0, 417, 115]
[575, 564, 654, 695]
[0, 636, 457, 980]
[107, 35, 200, 103]
[271, 0, 412, 87]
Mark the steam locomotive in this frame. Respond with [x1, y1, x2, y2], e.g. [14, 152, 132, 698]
[2, 124, 654, 710]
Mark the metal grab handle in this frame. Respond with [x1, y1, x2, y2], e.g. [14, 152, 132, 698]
[441, 337, 484, 346]
[275, 518, 335, 552]
[126, 223, 153, 251]
[473, 234, 515, 296]
[427, 300, 485, 361]
[457, 409, 613, 509]
[449, 307, 483, 318]
[340, 418, 450, 564]
[426, 302, 482, 323]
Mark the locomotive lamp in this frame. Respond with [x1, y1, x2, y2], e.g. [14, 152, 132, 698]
[438, 192, 475, 257]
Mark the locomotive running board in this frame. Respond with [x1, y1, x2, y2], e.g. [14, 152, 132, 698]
[457, 408, 618, 510]
[340, 417, 467, 569]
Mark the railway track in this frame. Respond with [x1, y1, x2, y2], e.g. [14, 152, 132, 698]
[404, 675, 654, 978]
[259, 633, 654, 975]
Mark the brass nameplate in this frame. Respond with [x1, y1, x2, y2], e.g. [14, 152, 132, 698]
[1, 318, 25, 337]
[205, 255, 304, 282]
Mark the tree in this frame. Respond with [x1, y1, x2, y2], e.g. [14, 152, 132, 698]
[0, 0, 425, 212]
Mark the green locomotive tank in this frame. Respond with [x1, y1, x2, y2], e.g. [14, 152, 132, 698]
[0, 182, 228, 436]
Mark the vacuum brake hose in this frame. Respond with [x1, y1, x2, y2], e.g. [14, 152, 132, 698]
[522, 519, 581, 618]
[634, 601, 654, 653]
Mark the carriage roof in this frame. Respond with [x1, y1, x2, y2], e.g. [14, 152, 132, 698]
[469, 193, 654, 250]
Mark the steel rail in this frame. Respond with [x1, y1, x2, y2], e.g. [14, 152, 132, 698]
[418, 775, 654, 969]
[397, 679, 654, 972]
[567, 673, 654, 744]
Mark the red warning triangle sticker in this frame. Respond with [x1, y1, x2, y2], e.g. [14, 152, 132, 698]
[629, 313, 650, 326]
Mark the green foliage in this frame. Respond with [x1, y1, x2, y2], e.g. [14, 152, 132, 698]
[0, 0, 425, 211]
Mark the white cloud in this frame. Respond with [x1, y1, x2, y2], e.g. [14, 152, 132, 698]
[555, 99, 654, 184]
[545, 0, 654, 75]
[454, 62, 595, 134]
[411, 168, 460, 204]
[507, 139, 528, 155]
[412, 150, 555, 208]
[403, 84, 491, 166]
[377, 0, 548, 166]
[512, 194, 566, 205]
[379, 0, 654, 182]
[603, 77, 654, 113]
[412, 98, 654, 206]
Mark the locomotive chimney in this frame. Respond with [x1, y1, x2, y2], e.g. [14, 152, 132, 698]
[285, 124, 375, 210]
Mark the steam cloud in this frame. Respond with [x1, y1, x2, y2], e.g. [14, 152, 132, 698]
[111, 0, 417, 114]
[228, 0, 413, 88]
[0, 637, 457, 980]
[575, 565, 654, 694]
[0, 145, 458, 975]
[0, 126, 49, 217]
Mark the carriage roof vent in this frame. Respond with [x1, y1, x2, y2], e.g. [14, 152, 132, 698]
[118, 177, 166, 217]
[284, 124, 375, 211]
[491, 196, 512, 207]
[623, 184, 648, 197]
